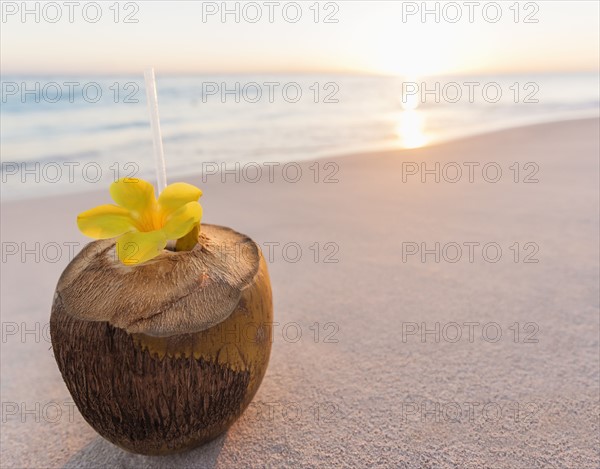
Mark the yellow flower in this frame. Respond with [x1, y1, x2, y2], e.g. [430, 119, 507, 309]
[77, 178, 203, 265]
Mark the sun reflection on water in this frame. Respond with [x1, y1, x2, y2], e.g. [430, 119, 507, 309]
[396, 87, 429, 149]
[396, 109, 428, 149]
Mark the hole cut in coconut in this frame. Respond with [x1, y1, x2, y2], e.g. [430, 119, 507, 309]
[54, 224, 260, 337]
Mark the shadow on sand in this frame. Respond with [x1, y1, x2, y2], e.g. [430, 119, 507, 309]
[62, 433, 227, 469]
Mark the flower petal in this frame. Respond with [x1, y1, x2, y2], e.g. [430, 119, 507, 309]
[162, 201, 203, 240]
[77, 205, 136, 239]
[158, 182, 202, 217]
[110, 178, 156, 212]
[116, 230, 167, 266]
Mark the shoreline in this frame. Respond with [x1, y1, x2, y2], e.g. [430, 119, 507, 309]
[2, 116, 598, 205]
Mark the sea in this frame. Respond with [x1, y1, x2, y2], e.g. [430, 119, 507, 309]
[1, 72, 598, 201]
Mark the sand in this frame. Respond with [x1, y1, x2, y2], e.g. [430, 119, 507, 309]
[1, 118, 598, 468]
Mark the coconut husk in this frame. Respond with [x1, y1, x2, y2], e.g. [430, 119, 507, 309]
[54, 224, 260, 337]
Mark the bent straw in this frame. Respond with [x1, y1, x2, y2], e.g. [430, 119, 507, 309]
[144, 68, 167, 194]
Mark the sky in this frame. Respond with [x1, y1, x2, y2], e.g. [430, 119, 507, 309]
[1, 1, 599, 77]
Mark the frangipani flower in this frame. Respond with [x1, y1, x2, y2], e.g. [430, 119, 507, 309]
[77, 178, 203, 266]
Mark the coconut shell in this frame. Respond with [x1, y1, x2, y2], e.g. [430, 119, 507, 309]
[50, 224, 273, 455]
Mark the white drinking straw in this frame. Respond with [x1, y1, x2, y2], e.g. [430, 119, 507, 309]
[144, 68, 167, 194]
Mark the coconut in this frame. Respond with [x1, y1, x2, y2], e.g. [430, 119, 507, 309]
[50, 224, 273, 455]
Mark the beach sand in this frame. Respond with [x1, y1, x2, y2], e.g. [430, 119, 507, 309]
[1, 118, 598, 468]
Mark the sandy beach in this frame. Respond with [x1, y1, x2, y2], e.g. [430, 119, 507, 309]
[1, 118, 598, 468]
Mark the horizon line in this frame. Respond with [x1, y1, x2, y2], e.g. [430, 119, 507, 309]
[1, 67, 598, 79]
